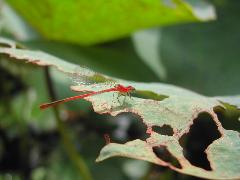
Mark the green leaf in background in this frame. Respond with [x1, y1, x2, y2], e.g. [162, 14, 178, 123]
[132, 29, 166, 80]
[0, 41, 239, 179]
[160, 0, 240, 96]
[6, 0, 215, 45]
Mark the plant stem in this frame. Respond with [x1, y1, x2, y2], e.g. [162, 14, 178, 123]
[44, 67, 92, 180]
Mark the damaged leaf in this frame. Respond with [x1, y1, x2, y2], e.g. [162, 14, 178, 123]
[0, 42, 239, 179]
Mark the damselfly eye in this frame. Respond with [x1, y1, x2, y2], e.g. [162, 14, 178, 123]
[127, 86, 135, 91]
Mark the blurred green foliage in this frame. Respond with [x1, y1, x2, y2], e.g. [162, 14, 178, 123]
[0, 0, 239, 180]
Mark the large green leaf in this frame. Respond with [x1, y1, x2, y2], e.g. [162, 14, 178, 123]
[6, 0, 215, 45]
[0, 42, 239, 179]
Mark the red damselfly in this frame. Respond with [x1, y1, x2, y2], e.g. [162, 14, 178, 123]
[40, 67, 135, 110]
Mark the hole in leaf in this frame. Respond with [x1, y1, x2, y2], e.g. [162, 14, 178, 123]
[126, 113, 150, 141]
[214, 105, 240, 133]
[179, 112, 221, 170]
[152, 146, 182, 169]
[152, 125, 174, 136]
[112, 112, 149, 142]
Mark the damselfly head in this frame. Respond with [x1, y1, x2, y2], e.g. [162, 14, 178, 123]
[127, 86, 135, 91]
[114, 84, 135, 93]
[128, 86, 136, 91]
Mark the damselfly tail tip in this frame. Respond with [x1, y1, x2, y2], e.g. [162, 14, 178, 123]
[39, 99, 66, 110]
[39, 103, 51, 110]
